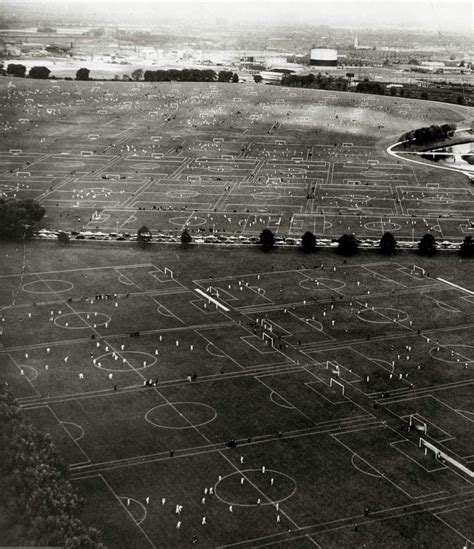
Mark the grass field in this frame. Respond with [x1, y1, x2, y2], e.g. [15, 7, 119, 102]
[1, 78, 473, 242]
[1, 77, 473, 547]
[0, 239, 473, 548]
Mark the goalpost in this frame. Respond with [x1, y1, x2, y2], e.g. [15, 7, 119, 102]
[329, 377, 345, 396]
[262, 320, 273, 332]
[164, 267, 173, 279]
[409, 414, 427, 434]
[326, 361, 340, 377]
[412, 265, 426, 277]
[262, 332, 274, 347]
[207, 285, 219, 297]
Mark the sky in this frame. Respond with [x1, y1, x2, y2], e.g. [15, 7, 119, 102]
[2, 0, 473, 33]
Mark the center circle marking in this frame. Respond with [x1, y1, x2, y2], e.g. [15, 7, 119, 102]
[145, 402, 217, 429]
[215, 469, 297, 507]
[357, 307, 409, 324]
[23, 279, 74, 294]
[54, 311, 111, 329]
[166, 190, 199, 199]
[95, 351, 157, 372]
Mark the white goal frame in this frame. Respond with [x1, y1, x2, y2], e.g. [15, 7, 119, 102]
[409, 414, 427, 434]
[262, 332, 274, 347]
[330, 377, 345, 395]
[412, 265, 426, 276]
[262, 320, 273, 332]
[164, 267, 173, 279]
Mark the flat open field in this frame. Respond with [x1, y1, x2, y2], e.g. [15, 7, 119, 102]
[0, 240, 473, 548]
[1, 78, 473, 241]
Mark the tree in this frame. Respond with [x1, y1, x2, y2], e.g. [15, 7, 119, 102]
[0, 385, 105, 548]
[460, 235, 474, 258]
[254, 74, 263, 84]
[0, 198, 45, 239]
[337, 233, 358, 256]
[6, 63, 26, 77]
[218, 70, 233, 83]
[29, 66, 50, 79]
[259, 228, 275, 251]
[379, 232, 397, 255]
[131, 68, 143, 81]
[232, 73, 239, 83]
[57, 231, 70, 245]
[301, 231, 317, 253]
[75, 68, 90, 81]
[418, 233, 437, 256]
[181, 227, 192, 244]
[137, 225, 152, 246]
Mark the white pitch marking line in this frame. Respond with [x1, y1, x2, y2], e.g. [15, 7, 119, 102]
[195, 288, 230, 312]
[437, 278, 474, 296]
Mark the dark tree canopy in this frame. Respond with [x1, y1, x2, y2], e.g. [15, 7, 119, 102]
[282, 72, 348, 92]
[57, 231, 70, 245]
[75, 68, 90, 81]
[301, 231, 317, 253]
[181, 227, 192, 244]
[259, 228, 275, 251]
[337, 233, 358, 256]
[0, 385, 105, 548]
[253, 74, 263, 83]
[137, 225, 152, 246]
[218, 70, 234, 82]
[401, 124, 456, 146]
[143, 69, 216, 82]
[232, 73, 239, 83]
[7, 63, 26, 77]
[418, 233, 437, 256]
[28, 66, 51, 79]
[460, 235, 474, 258]
[379, 232, 397, 255]
[131, 68, 143, 81]
[355, 79, 385, 95]
[0, 198, 45, 239]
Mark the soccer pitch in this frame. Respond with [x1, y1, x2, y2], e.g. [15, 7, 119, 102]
[1, 239, 473, 548]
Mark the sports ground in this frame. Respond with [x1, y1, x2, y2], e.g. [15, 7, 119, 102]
[1, 78, 474, 547]
[1, 79, 473, 241]
[0, 240, 473, 548]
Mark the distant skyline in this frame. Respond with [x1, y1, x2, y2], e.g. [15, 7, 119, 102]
[3, 0, 473, 33]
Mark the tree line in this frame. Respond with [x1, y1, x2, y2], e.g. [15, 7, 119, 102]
[259, 228, 473, 258]
[4, 64, 240, 83]
[135, 224, 473, 258]
[0, 384, 105, 548]
[400, 123, 457, 147]
[143, 69, 238, 83]
[281, 72, 349, 91]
